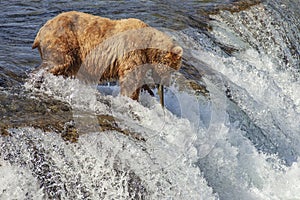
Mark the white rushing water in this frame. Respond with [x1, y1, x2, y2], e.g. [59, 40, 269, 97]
[186, 2, 300, 199]
[2, 71, 218, 199]
[1, 1, 300, 200]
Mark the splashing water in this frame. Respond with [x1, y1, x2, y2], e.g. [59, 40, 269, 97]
[3, 71, 217, 199]
[179, 1, 300, 199]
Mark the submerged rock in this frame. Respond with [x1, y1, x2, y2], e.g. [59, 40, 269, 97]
[208, 0, 262, 14]
[0, 89, 73, 136]
[0, 87, 147, 143]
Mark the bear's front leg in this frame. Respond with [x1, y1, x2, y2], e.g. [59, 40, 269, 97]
[119, 69, 142, 101]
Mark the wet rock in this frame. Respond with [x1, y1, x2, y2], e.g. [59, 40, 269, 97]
[0, 89, 73, 137]
[97, 114, 146, 142]
[0, 66, 27, 88]
[0, 87, 145, 143]
[203, 0, 262, 15]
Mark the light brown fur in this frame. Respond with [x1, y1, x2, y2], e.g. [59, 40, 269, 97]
[32, 11, 183, 100]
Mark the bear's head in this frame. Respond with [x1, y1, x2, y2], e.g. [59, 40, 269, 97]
[151, 45, 183, 73]
[144, 45, 183, 86]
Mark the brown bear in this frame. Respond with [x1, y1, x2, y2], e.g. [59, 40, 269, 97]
[32, 11, 183, 101]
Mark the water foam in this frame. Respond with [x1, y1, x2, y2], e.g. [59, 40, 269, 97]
[15, 73, 218, 199]
[177, 2, 300, 199]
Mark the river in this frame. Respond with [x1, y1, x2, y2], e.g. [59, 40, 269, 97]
[0, 0, 299, 199]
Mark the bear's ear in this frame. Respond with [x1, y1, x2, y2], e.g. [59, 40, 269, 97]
[171, 46, 183, 60]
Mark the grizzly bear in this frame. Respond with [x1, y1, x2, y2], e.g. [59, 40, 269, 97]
[32, 11, 183, 102]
